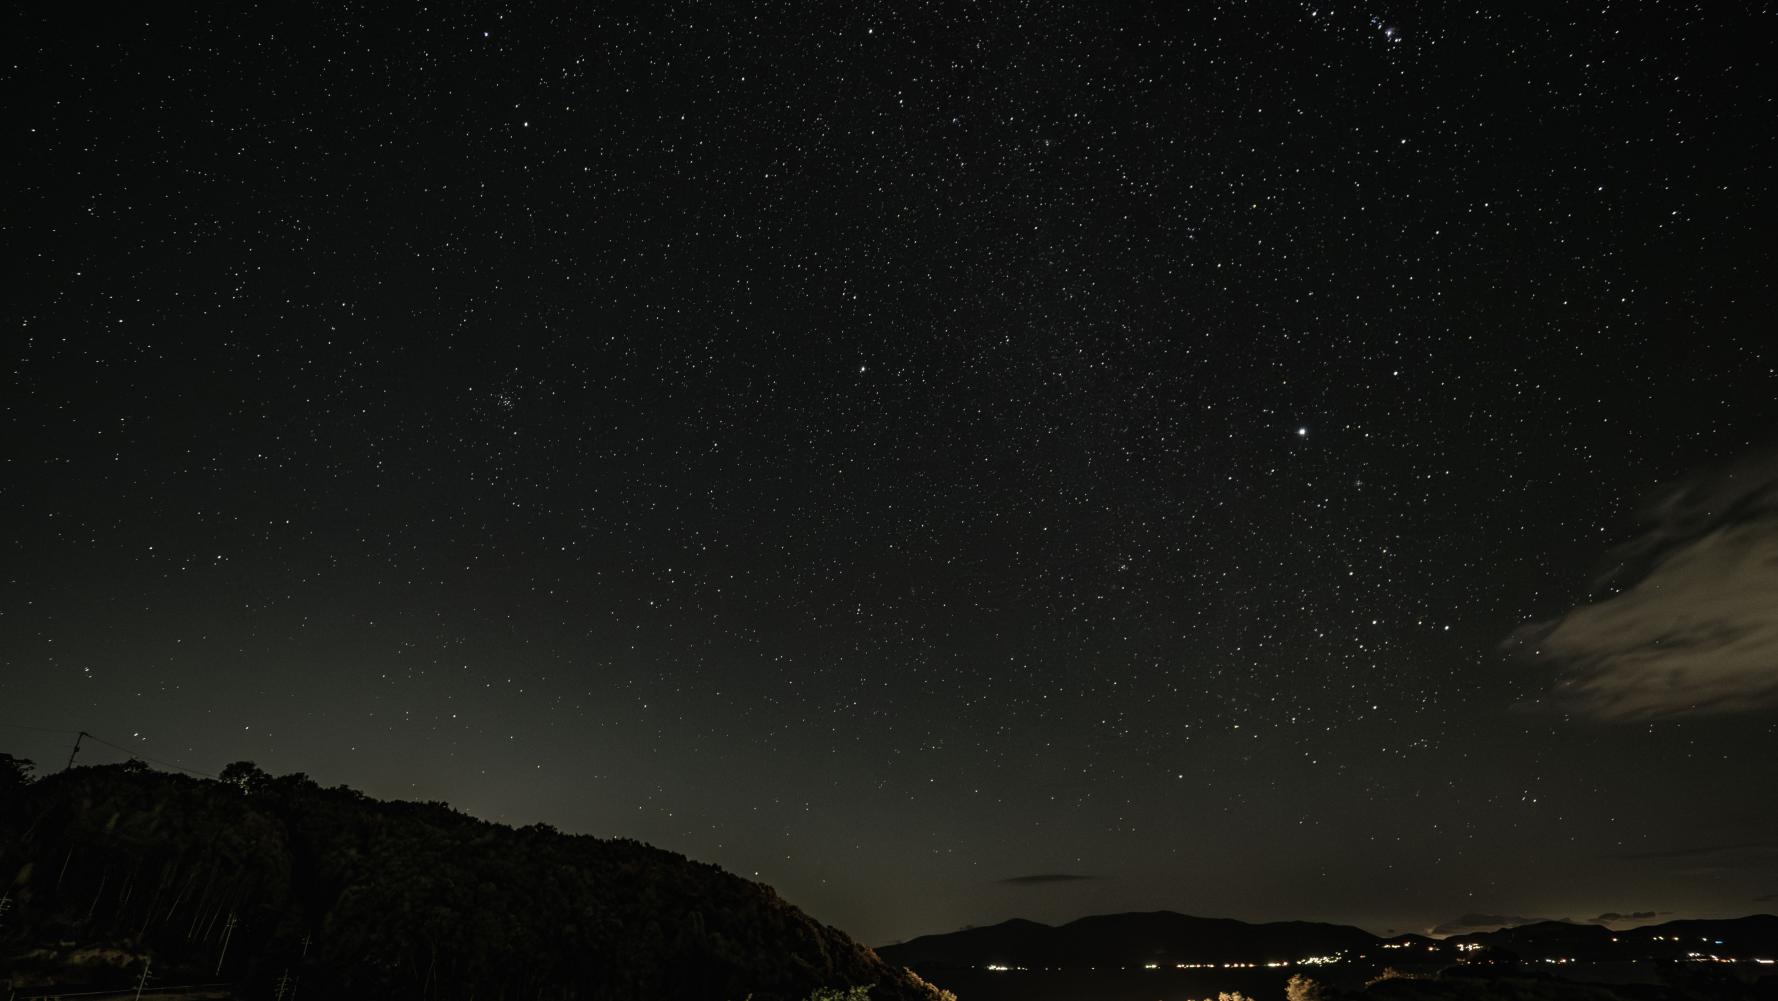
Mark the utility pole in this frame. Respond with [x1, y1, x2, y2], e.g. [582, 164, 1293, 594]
[64, 731, 91, 771]
[274, 969, 296, 1001]
[133, 957, 153, 1001]
[215, 910, 237, 975]
[300, 932, 312, 958]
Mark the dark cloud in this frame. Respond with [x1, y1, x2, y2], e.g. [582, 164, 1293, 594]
[996, 873, 1104, 886]
[1592, 911, 1661, 923]
[1609, 842, 1773, 861]
[1755, 892, 1778, 903]
[1431, 914, 1564, 935]
[1606, 842, 1778, 876]
[1507, 450, 1778, 720]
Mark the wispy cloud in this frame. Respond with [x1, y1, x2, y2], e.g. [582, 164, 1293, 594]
[1431, 913, 1563, 935]
[1604, 842, 1778, 877]
[1506, 449, 1778, 720]
[996, 873, 1104, 885]
[1608, 841, 1777, 862]
[1591, 911, 1662, 923]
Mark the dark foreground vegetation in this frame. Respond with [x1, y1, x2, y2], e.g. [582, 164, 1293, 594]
[0, 754, 953, 1001]
[1354, 964, 1778, 1001]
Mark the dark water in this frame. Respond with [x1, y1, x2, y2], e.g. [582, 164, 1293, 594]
[918, 965, 1373, 1001]
[919, 961, 1752, 1000]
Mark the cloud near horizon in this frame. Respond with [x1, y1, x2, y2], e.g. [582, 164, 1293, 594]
[996, 873, 1105, 885]
[1604, 841, 1778, 876]
[1431, 913, 1565, 935]
[1506, 449, 1778, 720]
[1592, 911, 1662, 923]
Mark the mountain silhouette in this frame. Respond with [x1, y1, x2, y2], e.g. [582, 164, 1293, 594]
[880, 910, 1778, 972]
[1444, 914, 1778, 961]
[879, 910, 1392, 968]
[0, 757, 952, 1001]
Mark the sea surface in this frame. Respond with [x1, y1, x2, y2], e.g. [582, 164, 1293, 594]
[917, 960, 1747, 1000]
[917, 964, 1377, 1001]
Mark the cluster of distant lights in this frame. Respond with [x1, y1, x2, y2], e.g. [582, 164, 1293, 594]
[979, 938, 1776, 973]
[1164, 956, 1343, 970]
[983, 954, 1346, 973]
[1526, 956, 1777, 966]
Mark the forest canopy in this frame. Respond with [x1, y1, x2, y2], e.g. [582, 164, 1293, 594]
[0, 758, 953, 1001]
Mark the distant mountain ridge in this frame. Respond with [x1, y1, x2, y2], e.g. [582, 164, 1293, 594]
[1443, 915, 1778, 961]
[879, 910, 1778, 970]
[879, 910, 1400, 968]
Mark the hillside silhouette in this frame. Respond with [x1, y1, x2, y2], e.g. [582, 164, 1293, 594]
[880, 911, 1404, 969]
[1443, 916, 1778, 961]
[0, 755, 953, 1000]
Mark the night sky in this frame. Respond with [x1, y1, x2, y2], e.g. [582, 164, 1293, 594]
[6, 3, 1777, 947]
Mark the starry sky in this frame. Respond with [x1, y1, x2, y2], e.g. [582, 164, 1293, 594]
[5, 3, 1777, 947]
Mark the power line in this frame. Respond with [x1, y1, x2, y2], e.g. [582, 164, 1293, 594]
[0, 723, 217, 779]
[80, 733, 218, 779]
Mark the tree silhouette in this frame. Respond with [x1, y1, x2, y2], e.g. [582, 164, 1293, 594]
[0, 757, 955, 1001]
